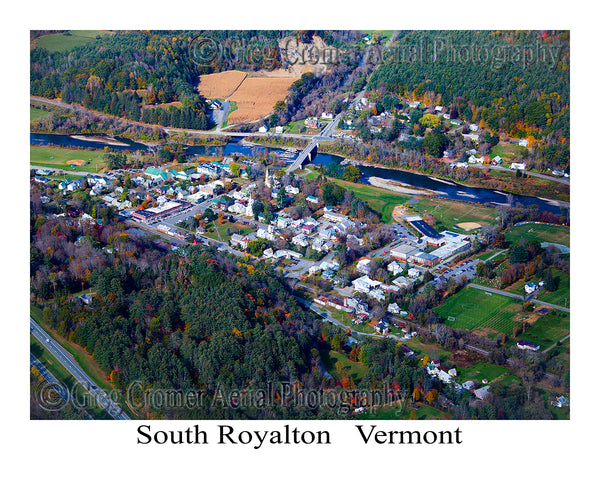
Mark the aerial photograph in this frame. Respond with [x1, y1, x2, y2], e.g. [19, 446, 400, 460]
[29, 29, 570, 421]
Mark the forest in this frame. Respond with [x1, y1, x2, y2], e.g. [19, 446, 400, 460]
[368, 31, 570, 142]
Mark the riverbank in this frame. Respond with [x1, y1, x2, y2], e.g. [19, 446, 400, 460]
[340, 156, 569, 204]
[366, 176, 435, 196]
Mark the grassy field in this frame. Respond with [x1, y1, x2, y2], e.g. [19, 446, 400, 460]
[321, 349, 367, 383]
[537, 268, 570, 308]
[434, 287, 521, 336]
[326, 176, 410, 223]
[458, 363, 509, 384]
[356, 403, 450, 420]
[489, 143, 529, 161]
[504, 223, 570, 247]
[514, 310, 570, 350]
[410, 197, 498, 231]
[35, 30, 112, 53]
[30, 106, 50, 122]
[204, 222, 252, 242]
[326, 307, 374, 334]
[402, 338, 453, 363]
[31, 145, 114, 173]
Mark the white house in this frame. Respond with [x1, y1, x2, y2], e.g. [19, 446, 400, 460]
[387, 261, 403, 276]
[524, 282, 538, 294]
[321, 112, 334, 120]
[510, 162, 527, 171]
[258, 125, 268, 134]
[407, 268, 421, 278]
[469, 123, 479, 131]
[387, 302, 401, 314]
[356, 258, 373, 275]
[352, 275, 382, 294]
[519, 138, 528, 147]
[291, 234, 309, 248]
[275, 126, 284, 134]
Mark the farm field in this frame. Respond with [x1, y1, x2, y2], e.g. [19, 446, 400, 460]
[35, 30, 112, 53]
[504, 223, 570, 247]
[434, 287, 521, 336]
[197, 70, 247, 100]
[227, 76, 299, 124]
[31, 145, 113, 173]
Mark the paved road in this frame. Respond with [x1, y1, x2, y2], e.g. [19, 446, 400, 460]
[467, 283, 570, 312]
[295, 295, 406, 342]
[468, 162, 570, 186]
[30, 318, 129, 420]
[30, 353, 93, 419]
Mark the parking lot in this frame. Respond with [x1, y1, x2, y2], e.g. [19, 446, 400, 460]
[434, 258, 481, 286]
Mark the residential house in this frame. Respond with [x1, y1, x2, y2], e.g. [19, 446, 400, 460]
[510, 162, 527, 171]
[516, 340, 540, 351]
[356, 258, 373, 275]
[387, 261, 403, 276]
[524, 282, 538, 294]
[387, 302, 401, 314]
[352, 275, 382, 294]
[230, 234, 249, 250]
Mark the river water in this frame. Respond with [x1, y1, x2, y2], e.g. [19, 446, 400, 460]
[31, 133, 567, 215]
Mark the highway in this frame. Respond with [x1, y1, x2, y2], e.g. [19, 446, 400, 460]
[30, 353, 94, 419]
[30, 317, 130, 420]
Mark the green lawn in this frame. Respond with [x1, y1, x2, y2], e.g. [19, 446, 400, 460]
[434, 287, 522, 336]
[326, 176, 410, 223]
[504, 223, 570, 247]
[514, 310, 570, 350]
[402, 338, 453, 363]
[283, 119, 310, 134]
[321, 349, 367, 383]
[326, 307, 374, 334]
[537, 268, 570, 308]
[36, 30, 112, 53]
[31, 106, 50, 122]
[458, 363, 509, 384]
[496, 374, 521, 388]
[204, 222, 252, 242]
[489, 143, 529, 161]
[356, 403, 450, 420]
[31, 145, 114, 173]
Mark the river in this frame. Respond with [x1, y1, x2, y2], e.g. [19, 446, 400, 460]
[31, 133, 568, 215]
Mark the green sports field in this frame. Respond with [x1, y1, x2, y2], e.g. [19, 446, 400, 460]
[434, 287, 521, 336]
[30, 145, 114, 173]
[504, 223, 570, 247]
